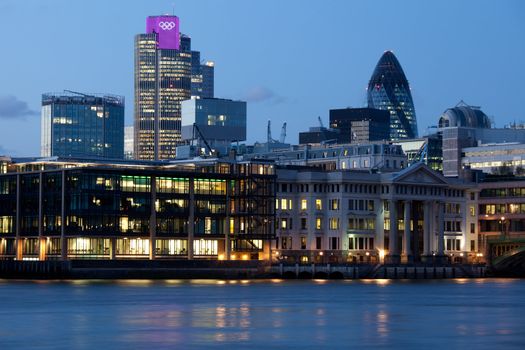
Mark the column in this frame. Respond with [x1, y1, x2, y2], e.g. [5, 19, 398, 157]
[38, 172, 46, 261]
[188, 178, 195, 260]
[437, 201, 445, 256]
[423, 200, 431, 258]
[375, 199, 385, 252]
[403, 200, 412, 263]
[60, 170, 67, 260]
[15, 174, 22, 260]
[386, 199, 399, 264]
[149, 176, 157, 260]
[224, 179, 231, 260]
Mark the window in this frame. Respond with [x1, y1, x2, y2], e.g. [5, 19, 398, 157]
[301, 199, 308, 210]
[281, 199, 288, 210]
[330, 237, 339, 250]
[316, 237, 322, 250]
[470, 240, 475, 252]
[316, 217, 322, 230]
[301, 237, 306, 250]
[315, 199, 322, 210]
[300, 218, 307, 230]
[280, 218, 287, 230]
[329, 199, 339, 210]
[470, 223, 475, 234]
[329, 218, 339, 230]
[470, 206, 475, 217]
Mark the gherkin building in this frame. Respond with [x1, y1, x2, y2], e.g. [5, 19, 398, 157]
[367, 51, 418, 140]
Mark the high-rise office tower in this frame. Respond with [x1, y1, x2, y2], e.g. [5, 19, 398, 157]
[41, 92, 124, 159]
[134, 15, 192, 160]
[191, 50, 214, 99]
[367, 51, 418, 140]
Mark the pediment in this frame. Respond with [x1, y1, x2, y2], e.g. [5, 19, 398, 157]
[393, 163, 448, 185]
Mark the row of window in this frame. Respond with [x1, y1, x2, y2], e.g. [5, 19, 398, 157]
[480, 203, 525, 215]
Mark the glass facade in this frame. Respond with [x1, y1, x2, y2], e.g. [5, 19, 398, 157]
[367, 51, 418, 141]
[41, 93, 124, 159]
[134, 31, 192, 160]
[0, 160, 276, 261]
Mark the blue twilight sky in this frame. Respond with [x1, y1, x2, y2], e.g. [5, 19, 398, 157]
[0, 0, 524, 156]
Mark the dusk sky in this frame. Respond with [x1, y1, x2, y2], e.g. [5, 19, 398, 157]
[0, 0, 524, 156]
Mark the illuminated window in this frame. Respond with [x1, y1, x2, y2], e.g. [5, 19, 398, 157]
[301, 199, 307, 210]
[329, 218, 339, 230]
[316, 217, 322, 230]
[316, 199, 322, 210]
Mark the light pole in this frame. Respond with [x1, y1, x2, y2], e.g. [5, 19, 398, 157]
[499, 216, 507, 239]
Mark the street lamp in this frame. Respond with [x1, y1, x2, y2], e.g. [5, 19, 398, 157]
[499, 216, 507, 239]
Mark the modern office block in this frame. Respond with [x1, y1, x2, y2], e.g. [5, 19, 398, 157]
[0, 157, 275, 261]
[367, 51, 418, 140]
[191, 50, 214, 99]
[329, 107, 390, 143]
[181, 98, 246, 156]
[134, 15, 192, 160]
[41, 92, 124, 159]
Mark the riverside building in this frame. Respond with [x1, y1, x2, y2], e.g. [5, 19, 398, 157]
[274, 163, 479, 264]
[0, 157, 275, 261]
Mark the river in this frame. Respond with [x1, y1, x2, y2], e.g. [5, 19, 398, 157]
[0, 278, 524, 349]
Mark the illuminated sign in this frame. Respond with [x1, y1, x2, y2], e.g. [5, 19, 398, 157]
[146, 16, 180, 50]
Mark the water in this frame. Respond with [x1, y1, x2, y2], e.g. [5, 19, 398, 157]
[0, 279, 524, 349]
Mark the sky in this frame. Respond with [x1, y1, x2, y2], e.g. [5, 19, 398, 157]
[0, 0, 524, 156]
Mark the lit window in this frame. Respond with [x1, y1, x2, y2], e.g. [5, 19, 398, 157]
[301, 199, 308, 210]
[316, 218, 322, 230]
[316, 199, 322, 210]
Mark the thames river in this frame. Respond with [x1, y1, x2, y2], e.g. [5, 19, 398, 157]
[0, 279, 524, 349]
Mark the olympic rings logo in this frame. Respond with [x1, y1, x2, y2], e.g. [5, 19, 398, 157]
[159, 21, 176, 31]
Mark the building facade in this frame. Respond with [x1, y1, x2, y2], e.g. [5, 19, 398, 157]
[180, 98, 247, 157]
[191, 49, 214, 98]
[329, 107, 390, 143]
[134, 15, 192, 161]
[367, 51, 418, 140]
[0, 158, 275, 261]
[478, 177, 525, 250]
[41, 92, 124, 159]
[244, 143, 407, 172]
[274, 163, 478, 264]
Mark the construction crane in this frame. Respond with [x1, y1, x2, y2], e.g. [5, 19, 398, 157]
[279, 122, 287, 143]
[318, 116, 324, 128]
[192, 123, 214, 156]
[267, 120, 287, 143]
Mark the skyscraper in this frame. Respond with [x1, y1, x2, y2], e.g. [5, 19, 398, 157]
[134, 15, 192, 160]
[41, 92, 124, 159]
[191, 50, 214, 99]
[367, 51, 418, 140]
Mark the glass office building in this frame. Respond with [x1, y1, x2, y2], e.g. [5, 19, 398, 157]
[41, 92, 124, 159]
[191, 50, 214, 99]
[0, 158, 275, 261]
[134, 15, 214, 161]
[367, 51, 418, 141]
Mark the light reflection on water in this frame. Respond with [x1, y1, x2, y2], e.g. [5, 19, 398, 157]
[0, 278, 524, 349]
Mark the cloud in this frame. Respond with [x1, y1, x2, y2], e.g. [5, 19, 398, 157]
[242, 86, 286, 104]
[0, 95, 38, 119]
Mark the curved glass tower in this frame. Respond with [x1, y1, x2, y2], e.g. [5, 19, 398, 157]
[367, 51, 418, 140]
